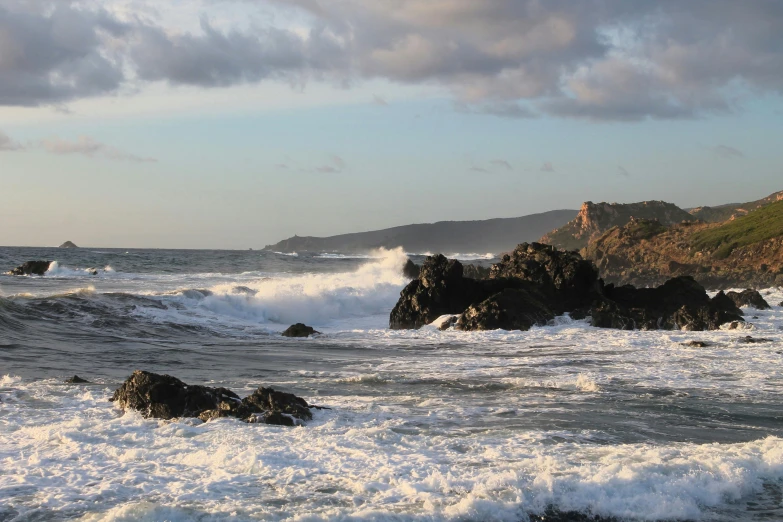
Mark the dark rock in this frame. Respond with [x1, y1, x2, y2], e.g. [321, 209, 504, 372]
[110, 370, 241, 420]
[281, 323, 320, 337]
[462, 264, 491, 280]
[780, 301, 783, 307]
[65, 375, 90, 384]
[111, 370, 316, 426]
[438, 316, 459, 331]
[726, 289, 771, 310]
[739, 336, 774, 344]
[728, 321, 742, 330]
[457, 287, 554, 332]
[593, 278, 743, 331]
[402, 259, 420, 279]
[9, 260, 51, 276]
[528, 508, 617, 522]
[59, 241, 78, 248]
[682, 341, 710, 348]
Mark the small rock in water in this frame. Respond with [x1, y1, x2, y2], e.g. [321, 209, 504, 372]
[739, 336, 774, 344]
[682, 341, 710, 348]
[282, 323, 320, 337]
[59, 241, 78, 248]
[9, 260, 51, 276]
[65, 375, 90, 384]
[110, 370, 316, 426]
[402, 259, 420, 279]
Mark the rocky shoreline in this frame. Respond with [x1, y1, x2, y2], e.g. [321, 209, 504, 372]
[391, 243, 768, 332]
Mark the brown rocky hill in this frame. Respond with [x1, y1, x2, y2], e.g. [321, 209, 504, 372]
[583, 199, 783, 289]
[689, 190, 783, 223]
[540, 200, 694, 251]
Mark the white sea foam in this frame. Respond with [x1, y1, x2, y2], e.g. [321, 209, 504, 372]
[45, 261, 116, 277]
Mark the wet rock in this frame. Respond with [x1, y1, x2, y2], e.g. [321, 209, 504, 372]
[9, 260, 51, 276]
[402, 259, 420, 279]
[682, 341, 710, 348]
[728, 321, 742, 330]
[593, 278, 743, 331]
[111, 371, 316, 426]
[726, 289, 771, 310]
[457, 287, 554, 332]
[528, 508, 618, 522]
[65, 375, 90, 384]
[739, 336, 774, 344]
[110, 370, 241, 420]
[281, 323, 320, 337]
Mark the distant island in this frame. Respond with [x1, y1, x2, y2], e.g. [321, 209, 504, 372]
[264, 209, 579, 254]
[59, 241, 78, 249]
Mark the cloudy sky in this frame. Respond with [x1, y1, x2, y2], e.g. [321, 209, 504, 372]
[1, 0, 782, 248]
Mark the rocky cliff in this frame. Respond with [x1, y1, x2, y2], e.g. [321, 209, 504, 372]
[689, 190, 783, 223]
[583, 199, 783, 289]
[540, 201, 695, 251]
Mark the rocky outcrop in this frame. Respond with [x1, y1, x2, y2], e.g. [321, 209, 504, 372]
[282, 323, 320, 337]
[462, 264, 491, 280]
[110, 370, 315, 426]
[65, 375, 90, 384]
[9, 261, 51, 276]
[592, 279, 742, 331]
[540, 201, 694, 251]
[402, 259, 420, 279]
[59, 241, 78, 248]
[390, 244, 744, 332]
[726, 289, 771, 310]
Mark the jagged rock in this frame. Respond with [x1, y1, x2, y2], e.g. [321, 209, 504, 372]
[726, 289, 771, 310]
[390, 246, 743, 332]
[780, 301, 783, 307]
[682, 341, 710, 347]
[9, 260, 51, 276]
[65, 375, 90, 384]
[457, 288, 554, 331]
[593, 278, 743, 331]
[390, 255, 507, 329]
[462, 264, 491, 280]
[490, 243, 601, 314]
[281, 323, 320, 337]
[59, 241, 78, 248]
[111, 370, 316, 426]
[402, 259, 420, 279]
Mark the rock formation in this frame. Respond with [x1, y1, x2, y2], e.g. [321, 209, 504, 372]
[111, 370, 316, 426]
[281, 323, 321, 337]
[390, 243, 743, 332]
[725, 289, 771, 310]
[59, 241, 78, 248]
[9, 261, 51, 276]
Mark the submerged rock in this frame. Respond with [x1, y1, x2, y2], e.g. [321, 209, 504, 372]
[726, 289, 771, 310]
[738, 336, 774, 344]
[390, 243, 743, 332]
[682, 341, 711, 348]
[65, 375, 90, 384]
[282, 323, 321, 337]
[111, 370, 317, 426]
[528, 508, 618, 522]
[9, 260, 51, 276]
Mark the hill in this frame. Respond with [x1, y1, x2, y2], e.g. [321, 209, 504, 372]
[688, 190, 783, 222]
[540, 201, 694, 251]
[263, 209, 578, 254]
[583, 200, 783, 289]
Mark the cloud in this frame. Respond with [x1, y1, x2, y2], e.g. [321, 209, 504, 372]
[469, 166, 488, 173]
[713, 144, 744, 159]
[541, 162, 555, 173]
[372, 95, 389, 106]
[315, 155, 346, 173]
[3, 1, 783, 120]
[39, 136, 157, 162]
[490, 159, 513, 171]
[0, 130, 23, 151]
[617, 165, 630, 177]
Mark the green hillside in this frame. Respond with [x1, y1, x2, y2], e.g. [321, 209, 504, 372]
[691, 200, 783, 258]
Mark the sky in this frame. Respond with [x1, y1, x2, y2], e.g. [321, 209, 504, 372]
[1, 0, 782, 249]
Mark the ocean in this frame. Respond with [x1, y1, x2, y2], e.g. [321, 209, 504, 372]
[1, 246, 782, 521]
